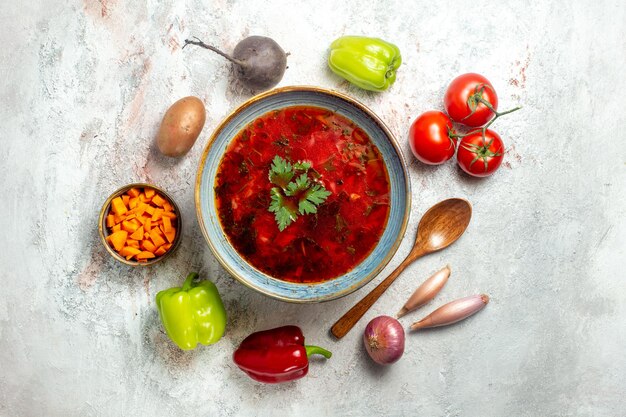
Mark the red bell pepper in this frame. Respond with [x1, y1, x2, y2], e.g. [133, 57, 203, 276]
[233, 325, 332, 383]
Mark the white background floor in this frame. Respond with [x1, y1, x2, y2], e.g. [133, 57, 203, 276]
[1, 0, 625, 416]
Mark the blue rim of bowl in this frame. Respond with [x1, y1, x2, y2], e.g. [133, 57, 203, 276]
[195, 85, 411, 303]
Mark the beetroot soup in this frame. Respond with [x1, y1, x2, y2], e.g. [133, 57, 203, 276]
[215, 106, 390, 283]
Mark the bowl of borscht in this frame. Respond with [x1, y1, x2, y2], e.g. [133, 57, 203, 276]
[195, 86, 410, 302]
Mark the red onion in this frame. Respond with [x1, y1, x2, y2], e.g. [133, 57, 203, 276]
[363, 316, 405, 365]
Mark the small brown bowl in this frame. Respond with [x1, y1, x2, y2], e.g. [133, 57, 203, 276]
[98, 183, 182, 266]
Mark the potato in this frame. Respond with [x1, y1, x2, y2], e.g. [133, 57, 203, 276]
[156, 96, 206, 157]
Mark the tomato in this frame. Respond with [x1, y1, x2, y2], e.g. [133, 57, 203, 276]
[456, 129, 504, 177]
[444, 73, 498, 127]
[408, 111, 457, 165]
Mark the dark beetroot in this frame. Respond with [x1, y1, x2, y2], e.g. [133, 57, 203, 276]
[184, 36, 287, 92]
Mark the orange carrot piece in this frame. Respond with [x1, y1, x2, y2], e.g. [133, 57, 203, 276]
[129, 197, 139, 209]
[112, 224, 121, 233]
[151, 208, 163, 221]
[154, 246, 167, 256]
[120, 246, 141, 258]
[144, 188, 156, 199]
[164, 227, 176, 243]
[106, 214, 115, 228]
[127, 188, 140, 198]
[141, 239, 157, 253]
[144, 218, 152, 232]
[163, 243, 172, 250]
[144, 205, 155, 215]
[150, 229, 166, 247]
[109, 230, 128, 252]
[111, 197, 127, 215]
[113, 213, 125, 224]
[132, 203, 149, 216]
[163, 201, 173, 212]
[122, 195, 130, 207]
[162, 216, 172, 233]
[129, 226, 144, 240]
[152, 194, 166, 207]
[130, 219, 141, 228]
[121, 220, 139, 234]
[136, 251, 155, 260]
[161, 211, 177, 219]
[126, 239, 140, 248]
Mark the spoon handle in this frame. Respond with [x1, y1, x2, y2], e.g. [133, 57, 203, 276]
[331, 251, 424, 339]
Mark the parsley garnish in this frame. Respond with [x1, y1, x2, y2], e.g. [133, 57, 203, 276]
[268, 155, 331, 231]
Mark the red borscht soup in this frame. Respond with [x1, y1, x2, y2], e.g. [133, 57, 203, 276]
[215, 106, 390, 283]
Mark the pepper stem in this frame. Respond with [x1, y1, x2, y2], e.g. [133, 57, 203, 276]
[305, 345, 332, 359]
[182, 272, 199, 291]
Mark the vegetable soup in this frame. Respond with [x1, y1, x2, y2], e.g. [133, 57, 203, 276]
[215, 106, 390, 283]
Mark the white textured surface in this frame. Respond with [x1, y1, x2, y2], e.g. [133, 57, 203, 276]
[1, 1, 625, 416]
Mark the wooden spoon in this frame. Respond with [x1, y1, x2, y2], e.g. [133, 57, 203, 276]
[331, 198, 472, 339]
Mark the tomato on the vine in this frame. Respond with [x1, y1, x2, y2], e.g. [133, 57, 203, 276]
[456, 129, 504, 177]
[444, 73, 498, 127]
[408, 110, 457, 165]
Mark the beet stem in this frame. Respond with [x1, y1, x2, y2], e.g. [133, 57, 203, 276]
[184, 37, 245, 66]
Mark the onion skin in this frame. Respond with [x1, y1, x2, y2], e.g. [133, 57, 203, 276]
[363, 316, 405, 365]
[410, 294, 489, 331]
[397, 265, 451, 318]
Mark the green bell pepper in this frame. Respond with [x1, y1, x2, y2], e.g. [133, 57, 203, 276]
[155, 272, 227, 350]
[328, 36, 402, 92]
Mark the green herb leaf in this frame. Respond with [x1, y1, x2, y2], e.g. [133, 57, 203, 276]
[269, 187, 297, 231]
[299, 184, 331, 215]
[269, 155, 293, 188]
[285, 173, 310, 196]
[268, 155, 331, 231]
[293, 161, 311, 171]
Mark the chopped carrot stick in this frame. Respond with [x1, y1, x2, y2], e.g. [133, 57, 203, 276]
[144, 188, 155, 199]
[154, 246, 167, 256]
[111, 197, 127, 215]
[152, 194, 166, 207]
[106, 215, 115, 228]
[151, 208, 163, 221]
[129, 226, 144, 241]
[122, 195, 130, 207]
[121, 220, 139, 234]
[162, 216, 172, 233]
[163, 201, 173, 212]
[126, 239, 140, 248]
[109, 230, 128, 252]
[120, 246, 141, 258]
[150, 229, 166, 247]
[127, 188, 140, 198]
[112, 224, 121, 233]
[136, 251, 155, 260]
[164, 227, 176, 243]
[141, 239, 157, 253]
